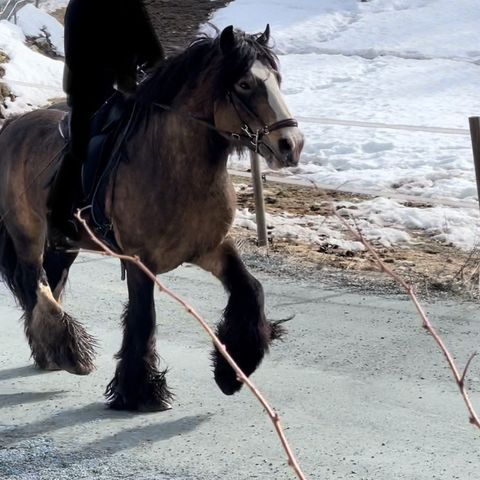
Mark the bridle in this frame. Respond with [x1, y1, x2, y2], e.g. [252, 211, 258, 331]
[151, 88, 298, 155]
[225, 90, 298, 153]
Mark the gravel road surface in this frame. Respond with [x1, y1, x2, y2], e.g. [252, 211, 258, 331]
[1, 256, 479, 479]
[144, 0, 232, 55]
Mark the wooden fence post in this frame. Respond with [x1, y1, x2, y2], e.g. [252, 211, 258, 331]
[250, 151, 268, 246]
[469, 117, 480, 211]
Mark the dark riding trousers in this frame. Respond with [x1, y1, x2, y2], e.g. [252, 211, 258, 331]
[64, 0, 164, 161]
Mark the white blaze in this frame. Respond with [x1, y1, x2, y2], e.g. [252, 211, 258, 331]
[251, 60, 292, 122]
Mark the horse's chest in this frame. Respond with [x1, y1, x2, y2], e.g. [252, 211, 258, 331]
[154, 190, 235, 269]
[179, 186, 235, 245]
[113, 167, 236, 271]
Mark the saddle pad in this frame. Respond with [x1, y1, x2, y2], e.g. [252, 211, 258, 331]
[56, 92, 137, 251]
[83, 92, 131, 200]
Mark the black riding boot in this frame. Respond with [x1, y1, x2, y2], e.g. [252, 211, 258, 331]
[47, 151, 83, 247]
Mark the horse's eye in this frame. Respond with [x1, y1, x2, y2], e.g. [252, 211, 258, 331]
[238, 82, 251, 91]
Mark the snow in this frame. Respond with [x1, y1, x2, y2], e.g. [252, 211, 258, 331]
[16, 3, 64, 56]
[1, 1, 479, 252]
[209, 0, 480, 251]
[0, 19, 63, 114]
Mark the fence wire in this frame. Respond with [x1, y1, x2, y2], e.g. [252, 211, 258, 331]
[2, 77, 470, 136]
[0, 76, 477, 209]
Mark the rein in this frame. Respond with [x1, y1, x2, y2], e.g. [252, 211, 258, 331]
[151, 90, 298, 154]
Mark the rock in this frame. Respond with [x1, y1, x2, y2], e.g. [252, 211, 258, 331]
[0, 50, 14, 119]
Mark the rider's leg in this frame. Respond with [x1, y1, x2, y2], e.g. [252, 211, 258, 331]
[47, 75, 115, 245]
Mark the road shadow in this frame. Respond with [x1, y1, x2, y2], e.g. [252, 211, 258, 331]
[86, 413, 212, 451]
[1, 401, 211, 449]
[0, 365, 50, 382]
[0, 390, 65, 409]
[1, 402, 212, 477]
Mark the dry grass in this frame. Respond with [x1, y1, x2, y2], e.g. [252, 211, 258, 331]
[232, 175, 480, 298]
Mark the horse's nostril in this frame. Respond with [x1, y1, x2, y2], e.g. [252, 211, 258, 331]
[278, 137, 293, 153]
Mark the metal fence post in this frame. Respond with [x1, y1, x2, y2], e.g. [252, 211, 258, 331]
[469, 117, 480, 211]
[249, 151, 268, 246]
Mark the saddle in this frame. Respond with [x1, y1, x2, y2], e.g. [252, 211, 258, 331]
[57, 93, 138, 251]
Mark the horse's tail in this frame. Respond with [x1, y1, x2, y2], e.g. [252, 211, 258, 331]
[0, 220, 19, 300]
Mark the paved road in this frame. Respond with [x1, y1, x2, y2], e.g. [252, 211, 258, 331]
[0, 256, 479, 479]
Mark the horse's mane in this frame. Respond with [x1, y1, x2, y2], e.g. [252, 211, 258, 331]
[135, 28, 279, 106]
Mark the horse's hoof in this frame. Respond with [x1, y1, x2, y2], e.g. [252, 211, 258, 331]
[212, 317, 274, 396]
[138, 400, 173, 413]
[107, 394, 173, 412]
[42, 361, 61, 372]
[29, 312, 96, 376]
[107, 394, 130, 411]
[105, 369, 174, 412]
[213, 359, 243, 396]
[33, 355, 61, 372]
[60, 313, 97, 375]
[51, 345, 96, 376]
[62, 362, 95, 376]
[215, 375, 242, 396]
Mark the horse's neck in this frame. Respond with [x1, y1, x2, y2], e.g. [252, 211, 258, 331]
[135, 105, 230, 178]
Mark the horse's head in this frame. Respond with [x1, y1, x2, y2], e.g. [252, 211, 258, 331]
[214, 26, 304, 170]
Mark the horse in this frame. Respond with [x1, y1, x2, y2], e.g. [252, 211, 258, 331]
[0, 25, 304, 411]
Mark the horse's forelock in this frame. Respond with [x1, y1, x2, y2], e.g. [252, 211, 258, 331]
[219, 30, 279, 87]
[220, 35, 256, 86]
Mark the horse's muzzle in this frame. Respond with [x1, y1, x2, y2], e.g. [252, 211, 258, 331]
[278, 135, 304, 167]
[263, 128, 304, 169]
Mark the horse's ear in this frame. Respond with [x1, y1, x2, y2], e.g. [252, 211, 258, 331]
[257, 24, 270, 46]
[220, 25, 236, 53]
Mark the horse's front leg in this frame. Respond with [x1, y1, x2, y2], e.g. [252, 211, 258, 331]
[194, 239, 283, 395]
[106, 263, 173, 411]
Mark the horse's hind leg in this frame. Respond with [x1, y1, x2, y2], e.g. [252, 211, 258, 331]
[9, 227, 95, 374]
[23, 261, 95, 374]
[194, 238, 283, 395]
[106, 263, 173, 411]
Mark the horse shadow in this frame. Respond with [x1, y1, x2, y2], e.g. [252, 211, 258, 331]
[1, 401, 212, 477]
[0, 365, 50, 382]
[0, 390, 65, 409]
[1, 400, 211, 448]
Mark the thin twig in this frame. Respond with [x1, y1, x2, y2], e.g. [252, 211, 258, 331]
[75, 211, 307, 480]
[461, 352, 478, 388]
[333, 209, 480, 428]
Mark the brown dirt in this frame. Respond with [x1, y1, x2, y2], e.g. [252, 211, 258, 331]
[231, 175, 480, 299]
[145, 0, 232, 55]
[49, 7, 65, 24]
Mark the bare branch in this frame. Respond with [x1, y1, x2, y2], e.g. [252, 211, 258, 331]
[75, 211, 308, 480]
[333, 209, 480, 429]
[461, 352, 478, 388]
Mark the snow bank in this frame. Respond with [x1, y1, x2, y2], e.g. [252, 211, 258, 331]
[0, 19, 63, 113]
[16, 3, 64, 56]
